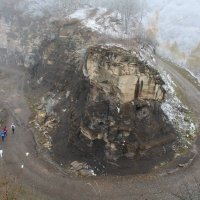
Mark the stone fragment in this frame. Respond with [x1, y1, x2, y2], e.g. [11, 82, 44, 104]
[36, 111, 47, 124]
[78, 169, 96, 176]
[70, 161, 96, 176]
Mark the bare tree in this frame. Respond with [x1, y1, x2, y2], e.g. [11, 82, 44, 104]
[42, 0, 148, 46]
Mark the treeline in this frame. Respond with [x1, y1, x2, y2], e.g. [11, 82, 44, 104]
[56, 0, 157, 48]
[58, 0, 145, 33]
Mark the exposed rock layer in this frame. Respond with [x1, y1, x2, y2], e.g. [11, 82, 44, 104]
[85, 46, 165, 103]
[66, 45, 175, 161]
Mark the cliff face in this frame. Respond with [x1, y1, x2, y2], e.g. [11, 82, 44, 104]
[85, 46, 165, 103]
[65, 45, 174, 161]
[23, 29, 174, 162]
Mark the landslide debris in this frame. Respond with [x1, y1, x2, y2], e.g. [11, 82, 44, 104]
[69, 45, 174, 162]
[2, 10, 176, 174]
[26, 25, 176, 174]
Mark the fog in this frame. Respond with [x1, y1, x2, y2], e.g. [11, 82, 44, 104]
[1, 0, 200, 79]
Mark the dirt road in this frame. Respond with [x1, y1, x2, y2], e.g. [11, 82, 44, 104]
[0, 58, 200, 200]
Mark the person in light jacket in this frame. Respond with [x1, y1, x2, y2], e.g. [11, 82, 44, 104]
[11, 123, 16, 134]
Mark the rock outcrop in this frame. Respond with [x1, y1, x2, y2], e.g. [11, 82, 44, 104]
[67, 45, 175, 161]
[85, 46, 165, 103]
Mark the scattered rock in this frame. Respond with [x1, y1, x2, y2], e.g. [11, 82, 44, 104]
[66, 91, 70, 99]
[189, 132, 196, 140]
[44, 118, 57, 129]
[37, 104, 43, 110]
[78, 169, 96, 177]
[178, 154, 197, 168]
[43, 140, 52, 150]
[37, 77, 43, 85]
[71, 161, 88, 171]
[70, 161, 96, 176]
[107, 161, 120, 167]
[184, 117, 190, 122]
[166, 168, 179, 174]
[29, 120, 35, 124]
[36, 111, 47, 124]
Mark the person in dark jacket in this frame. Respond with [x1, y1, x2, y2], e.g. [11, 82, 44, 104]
[3, 126, 8, 136]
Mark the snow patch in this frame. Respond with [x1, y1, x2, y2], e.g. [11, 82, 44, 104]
[138, 46, 196, 147]
[160, 71, 196, 142]
[70, 8, 94, 20]
[69, 7, 125, 38]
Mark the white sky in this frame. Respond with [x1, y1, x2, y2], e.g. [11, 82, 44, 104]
[144, 0, 200, 54]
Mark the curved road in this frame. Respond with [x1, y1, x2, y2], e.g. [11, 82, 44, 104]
[0, 57, 200, 200]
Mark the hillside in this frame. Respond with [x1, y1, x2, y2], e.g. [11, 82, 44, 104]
[0, 1, 199, 199]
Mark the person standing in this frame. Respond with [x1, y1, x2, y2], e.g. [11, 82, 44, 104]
[11, 123, 15, 134]
[1, 129, 5, 143]
[3, 126, 8, 136]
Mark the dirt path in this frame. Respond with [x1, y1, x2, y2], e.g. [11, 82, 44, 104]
[156, 57, 200, 118]
[0, 58, 200, 200]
